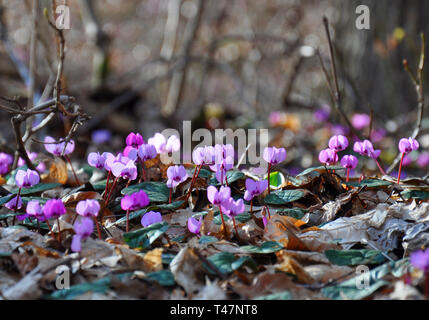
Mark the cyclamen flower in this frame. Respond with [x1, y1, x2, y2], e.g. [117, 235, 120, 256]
[319, 148, 338, 165]
[398, 137, 419, 155]
[126, 132, 144, 148]
[207, 185, 231, 206]
[340, 155, 358, 169]
[137, 144, 157, 162]
[221, 198, 245, 218]
[244, 179, 268, 201]
[187, 216, 203, 236]
[71, 217, 94, 252]
[192, 146, 216, 165]
[353, 140, 381, 159]
[44, 136, 75, 156]
[417, 152, 429, 168]
[148, 133, 181, 154]
[313, 104, 331, 123]
[112, 160, 138, 180]
[88, 152, 106, 169]
[76, 199, 100, 217]
[166, 165, 188, 189]
[91, 129, 111, 144]
[43, 199, 66, 219]
[410, 249, 429, 273]
[121, 190, 150, 211]
[141, 211, 163, 227]
[351, 113, 371, 130]
[328, 135, 349, 152]
[263, 147, 287, 165]
[17, 152, 38, 167]
[26, 200, 45, 221]
[102, 152, 117, 171]
[15, 169, 40, 188]
[0, 153, 13, 175]
[5, 195, 22, 210]
[213, 144, 234, 164]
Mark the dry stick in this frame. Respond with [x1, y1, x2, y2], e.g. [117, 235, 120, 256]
[387, 34, 426, 174]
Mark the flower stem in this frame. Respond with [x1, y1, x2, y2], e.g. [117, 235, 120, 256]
[103, 170, 111, 200]
[105, 176, 119, 205]
[232, 217, 240, 241]
[57, 218, 61, 242]
[425, 270, 429, 299]
[397, 153, 405, 184]
[125, 178, 132, 189]
[12, 187, 22, 225]
[218, 205, 227, 237]
[185, 164, 201, 201]
[126, 209, 130, 232]
[94, 216, 102, 239]
[169, 188, 172, 204]
[46, 219, 55, 239]
[346, 168, 350, 182]
[250, 199, 253, 215]
[375, 159, 386, 176]
[64, 155, 81, 185]
[139, 161, 147, 183]
[267, 163, 271, 194]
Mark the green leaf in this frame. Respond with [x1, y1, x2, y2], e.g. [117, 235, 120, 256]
[346, 179, 392, 188]
[121, 181, 170, 203]
[209, 170, 244, 185]
[264, 189, 305, 205]
[254, 291, 292, 300]
[93, 179, 108, 191]
[162, 253, 176, 265]
[0, 195, 13, 205]
[205, 252, 257, 274]
[241, 241, 284, 254]
[269, 171, 280, 187]
[186, 167, 212, 179]
[11, 183, 61, 195]
[297, 166, 345, 177]
[0, 252, 12, 258]
[325, 249, 386, 266]
[199, 235, 218, 244]
[146, 270, 175, 286]
[321, 259, 410, 300]
[212, 211, 251, 225]
[276, 208, 305, 219]
[123, 221, 169, 249]
[401, 190, 429, 200]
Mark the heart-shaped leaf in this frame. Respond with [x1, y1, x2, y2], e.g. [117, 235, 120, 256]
[264, 189, 305, 205]
[241, 241, 284, 254]
[122, 182, 169, 203]
[325, 249, 386, 266]
[209, 170, 244, 185]
[123, 221, 169, 249]
[11, 183, 61, 195]
[205, 252, 257, 274]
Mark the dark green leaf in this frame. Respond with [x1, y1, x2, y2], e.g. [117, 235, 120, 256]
[276, 208, 305, 219]
[205, 252, 257, 274]
[264, 189, 305, 205]
[401, 190, 429, 200]
[346, 179, 392, 188]
[123, 221, 169, 249]
[199, 235, 218, 244]
[325, 249, 386, 266]
[241, 241, 284, 254]
[254, 291, 292, 300]
[146, 270, 175, 286]
[209, 170, 244, 186]
[121, 181, 169, 203]
[11, 183, 61, 195]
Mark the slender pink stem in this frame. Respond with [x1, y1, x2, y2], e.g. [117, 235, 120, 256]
[46, 220, 55, 239]
[125, 178, 132, 189]
[375, 159, 386, 176]
[218, 205, 227, 237]
[397, 153, 405, 184]
[57, 218, 62, 242]
[105, 176, 119, 205]
[94, 216, 102, 239]
[103, 170, 111, 200]
[126, 209, 130, 232]
[64, 155, 81, 185]
[346, 168, 350, 182]
[185, 165, 200, 201]
[267, 163, 271, 194]
[250, 199, 253, 215]
[232, 217, 240, 241]
[169, 188, 172, 204]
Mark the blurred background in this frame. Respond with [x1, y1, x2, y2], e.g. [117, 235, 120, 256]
[0, 0, 428, 176]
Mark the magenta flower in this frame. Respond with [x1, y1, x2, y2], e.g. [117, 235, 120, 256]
[126, 132, 144, 148]
[221, 198, 245, 218]
[410, 249, 429, 273]
[15, 169, 40, 188]
[91, 129, 111, 144]
[398, 137, 419, 155]
[137, 144, 157, 162]
[353, 140, 381, 159]
[370, 128, 386, 143]
[187, 216, 203, 236]
[417, 152, 429, 168]
[5, 195, 22, 211]
[26, 200, 45, 221]
[313, 104, 331, 123]
[76, 199, 100, 217]
[148, 133, 181, 154]
[44, 136, 75, 156]
[71, 217, 94, 252]
[121, 190, 150, 211]
[102, 152, 117, 171]
[166, 165, 188, 189]
[88, 152, 106, 169]
[244, 179, 268, 201]
[340, 155, 358, 169]
[329, 124, 349, 136]
[192, 146, 216, 165]
[207, 185, 231, 206]
[328, 135, 349, 152]
[141, 211, 163, 227]
[263, 147, 287, 165]
[351, 113, 371, 130]
[318, 148, 338, 165]
[112, 159, 138, 180]
[43, 199, 66, 219]
[0, 153, 13, 175]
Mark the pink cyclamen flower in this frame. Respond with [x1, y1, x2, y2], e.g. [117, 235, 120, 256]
[102, 152, 116, 171]
[166, 165, 188, 189]
[329, 124, 349, 136]
[43, 199, 66, 219]
[207, 185, 231, 206]
[353, 140, 381, 159]
[141, 211, 163, 227]
[126, 132, 144, 148]
[244, 179, 268, 201]
[319, 148, 338, 165]
[398, 137, 419, 155]
[71, 217, 94, 252]
[121, 190, 150, 211]
[351, 113, 371, 130]
[340, 155, 358, 169]
[18, 152, 38, 167]
[148, 133, 181, 154]
[88, 152, 106, 169]
[370, 128, 386, 143]
[44, 136, 75, 156]
[5, 195, 22, 210]
[410, 249, 429, 272]
[112, 160, 138, 180]
[313, 104, 331, 123]
[26, 200, 45, 221]
[328, 135, 349, 152]
[192, 146, 216, 165]
[417, 152, 429, 168]
[187, 216, 203, 236]
[0, 152, 13, 175]
[263, 147, 287, 165]
[76, 199, 100, 217]
[15, 169, 40, 188]
[221, 198, 245, 218]
[137, 144, 157, 162]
